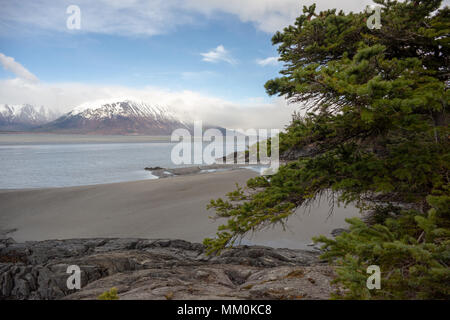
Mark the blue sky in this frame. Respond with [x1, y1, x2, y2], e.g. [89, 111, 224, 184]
[0, 12, 280, 103]
[3, 0, 427, 128]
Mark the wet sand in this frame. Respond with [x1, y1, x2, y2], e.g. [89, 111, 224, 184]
[0, 170, 359, 249]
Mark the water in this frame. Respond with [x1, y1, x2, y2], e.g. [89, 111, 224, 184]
[0, 134, 248, 189]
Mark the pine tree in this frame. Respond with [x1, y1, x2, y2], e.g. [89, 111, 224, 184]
[203, 0, 449, 299]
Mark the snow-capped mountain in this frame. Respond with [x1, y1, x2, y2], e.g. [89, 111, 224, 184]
[0, 104, 59, 131]
[36, 99, 193, 135]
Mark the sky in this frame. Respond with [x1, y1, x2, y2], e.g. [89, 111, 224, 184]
[1, 0, 440, 128]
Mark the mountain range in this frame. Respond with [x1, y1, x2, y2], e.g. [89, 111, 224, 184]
[0, 100, 201, 135]
[0, 104, 59, 131]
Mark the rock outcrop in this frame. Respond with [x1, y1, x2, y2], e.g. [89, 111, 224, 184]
[0, 238, 336, 300]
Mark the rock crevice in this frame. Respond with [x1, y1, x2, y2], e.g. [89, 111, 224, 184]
[0, 238, 336, 300]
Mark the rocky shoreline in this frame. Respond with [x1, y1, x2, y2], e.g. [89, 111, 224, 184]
[0, 237, 338, 300]
[144, 164, 263, 179]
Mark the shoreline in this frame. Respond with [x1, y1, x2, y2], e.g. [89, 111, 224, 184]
[0, 170, 257, 243]
[0, 169, 359, 249]
[145, 163, 269, 179]
[0, 165, 266, 192]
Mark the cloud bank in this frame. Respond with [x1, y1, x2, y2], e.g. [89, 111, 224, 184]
[0, 77, 293, 129]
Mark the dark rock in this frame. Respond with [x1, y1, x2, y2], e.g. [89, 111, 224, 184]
[0, 238, 334, 300]
[144, 166, 164, 171]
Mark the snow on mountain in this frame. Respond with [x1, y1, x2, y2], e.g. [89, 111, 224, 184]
[0, 104, 59, 131]
[37, 99, 194, 135]
[68, 99, 186, 123]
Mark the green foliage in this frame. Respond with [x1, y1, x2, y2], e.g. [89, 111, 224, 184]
[98, 287, 119, 300]
[314, 194, 450, 299]
[203, 1, 449, 299]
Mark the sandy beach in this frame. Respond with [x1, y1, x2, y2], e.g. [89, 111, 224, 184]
[0, 169, 359, 249]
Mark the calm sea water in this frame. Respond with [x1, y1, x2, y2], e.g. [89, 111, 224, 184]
[0, 134, 246, 189]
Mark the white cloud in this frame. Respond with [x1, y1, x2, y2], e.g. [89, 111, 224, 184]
[184, 0, 302, 33]
[200, 45, 236, 65]
[9, 0, 450, 36]
[0, 53, 39, 83]
[0, 0, 379, 36]
[256, 56, 279, 66]
[0, 0, 194, 36]
[0, 78, 293, 129]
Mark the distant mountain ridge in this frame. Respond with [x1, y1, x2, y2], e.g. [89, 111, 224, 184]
[34, 100, 194, 135]
[0, 104, 59, 131]
[0, 100, 227, 135]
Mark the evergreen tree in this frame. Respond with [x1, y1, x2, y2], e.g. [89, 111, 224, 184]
[204, 0, 449, 299]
